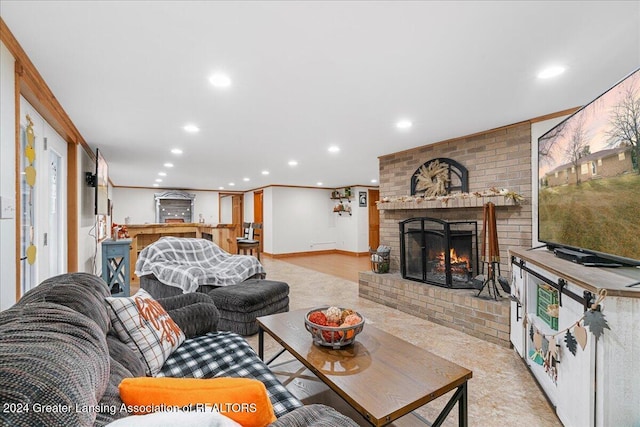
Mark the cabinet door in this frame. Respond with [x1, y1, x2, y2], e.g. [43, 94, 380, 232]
[509, 260, 525, 357]
[554, 280, 595, 427]
[524, 265, 595, 427]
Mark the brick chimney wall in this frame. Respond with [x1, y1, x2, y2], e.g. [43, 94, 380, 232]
[378, 122, 533, 275]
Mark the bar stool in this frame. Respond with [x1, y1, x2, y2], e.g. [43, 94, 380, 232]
[237, 223, 261, 260]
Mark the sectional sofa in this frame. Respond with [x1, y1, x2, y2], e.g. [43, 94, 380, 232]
[0, 272, 357, 426]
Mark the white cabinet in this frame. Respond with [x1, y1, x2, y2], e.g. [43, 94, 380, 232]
[509, 248, 640, 427]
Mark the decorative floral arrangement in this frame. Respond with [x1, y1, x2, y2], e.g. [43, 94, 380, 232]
[376, 187, 525, 205]
[111, 222, 130, 239]
[305, 306, 364, 346]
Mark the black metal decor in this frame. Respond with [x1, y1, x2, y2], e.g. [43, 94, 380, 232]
[400, 217, 478, 288]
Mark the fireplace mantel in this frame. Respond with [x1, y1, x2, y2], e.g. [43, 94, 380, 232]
[376, 195, 521, 210]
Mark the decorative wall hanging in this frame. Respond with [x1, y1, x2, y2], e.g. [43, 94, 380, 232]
[410, 157, 469, 197]
[359, 191, 367, 207]
[24, 115, 37, 265]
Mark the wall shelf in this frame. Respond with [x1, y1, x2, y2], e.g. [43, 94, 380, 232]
[331, 187, 352, 215]
[376, 195, 520, 210]
[333, 200, 352, 216]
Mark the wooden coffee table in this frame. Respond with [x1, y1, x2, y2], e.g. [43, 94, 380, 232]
[257, 308, 472, 427]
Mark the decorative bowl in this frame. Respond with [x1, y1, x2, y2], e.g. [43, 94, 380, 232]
[304, 306, 365, 349]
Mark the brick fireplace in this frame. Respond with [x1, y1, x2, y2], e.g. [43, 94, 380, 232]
[359, 122, 533, 346]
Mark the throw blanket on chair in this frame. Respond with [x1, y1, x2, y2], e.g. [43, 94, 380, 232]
[135, 237, 266, 293]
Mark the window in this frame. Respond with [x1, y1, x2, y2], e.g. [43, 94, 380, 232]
[619, 151, 626, 160]
[581, 163, 588, 175]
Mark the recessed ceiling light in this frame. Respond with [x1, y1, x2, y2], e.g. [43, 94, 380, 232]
[537, 66, 566, 79]
[155, 178, 163, 183]
[288, 160, 298, 166]
[371, 179, 378, 183]
[209, 73, 232, 88]
[183, 124, 200, 133]
[153, 183, 159, 187]
[396, 119, 413, 130]
[317, 182, 323, 186]
[164, 162, 174, 168]
[218, 186, 224, 190]
[261, 170, 269, 175]
[229, 182, 235, 186]
[328, 145, 340, 153]
[171, 148, 183, 155]
[243, 177, 250, 182]
[158, 172, 167, 176]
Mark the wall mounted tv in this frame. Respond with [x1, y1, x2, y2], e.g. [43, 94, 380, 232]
[95, 148, 109, 215]
[538, 68, 640, 266]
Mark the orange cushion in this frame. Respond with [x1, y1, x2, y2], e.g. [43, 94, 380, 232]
[119, 377, 276, 427]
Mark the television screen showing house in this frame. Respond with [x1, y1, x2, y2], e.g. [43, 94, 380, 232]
[538, 69, 640, 262]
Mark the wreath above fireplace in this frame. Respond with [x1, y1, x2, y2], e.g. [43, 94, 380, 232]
[410, 158, 469, 197]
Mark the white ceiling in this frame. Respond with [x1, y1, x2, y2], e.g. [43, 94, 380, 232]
[1, 1, 639, 191]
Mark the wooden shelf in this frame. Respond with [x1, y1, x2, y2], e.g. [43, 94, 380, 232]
[376, 195, 520, 210]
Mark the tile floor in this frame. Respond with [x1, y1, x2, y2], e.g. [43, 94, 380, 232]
[246, 256, 561, 427]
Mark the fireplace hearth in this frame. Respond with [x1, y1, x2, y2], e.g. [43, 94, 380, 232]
[400, 217, 478, 288]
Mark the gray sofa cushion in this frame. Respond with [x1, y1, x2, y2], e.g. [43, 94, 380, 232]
[16, 272, 111, 334]
[94, 356, 133, 426]
[106, 333, 146, 378]
[209, 279, 289, 312]
[269, 404, 359, 426]
[0, 302, 110, 427]
[208, 279, 290, 335]
[165, 302, 220, 338]
[140, 272, 266, 299]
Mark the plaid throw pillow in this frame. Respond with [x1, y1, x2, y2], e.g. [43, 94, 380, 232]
[106, 289, 185, 376]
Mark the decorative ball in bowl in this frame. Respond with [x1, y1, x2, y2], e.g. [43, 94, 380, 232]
[304, 306, 365, 349]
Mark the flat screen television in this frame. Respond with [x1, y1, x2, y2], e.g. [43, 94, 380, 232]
[538, 68, 640, 267]
[95, 148, 109, 215]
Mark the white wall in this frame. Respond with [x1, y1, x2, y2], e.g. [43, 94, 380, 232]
[263, 187, 273, 254]
[219, 195, 232, 224]
[335, 186, 371, 253]
[0, 41, 17, 310]
[245, 185, 373, 255]
[243, 192, 254, 222]
[78, 148, 101, 274]
[112, 187, 220, 225]
[269, 186, 338, 254]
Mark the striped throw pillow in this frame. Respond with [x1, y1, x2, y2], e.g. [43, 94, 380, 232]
[106, 289, 185, 376]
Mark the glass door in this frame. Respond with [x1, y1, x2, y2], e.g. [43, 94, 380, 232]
[19, 98, 67, 295]
[19, 118, 37, 294]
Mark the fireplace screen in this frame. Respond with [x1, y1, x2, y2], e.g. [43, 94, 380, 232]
[400, 218, 478, 288]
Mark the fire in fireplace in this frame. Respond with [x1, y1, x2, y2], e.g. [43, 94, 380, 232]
[400, 217, 478, 288]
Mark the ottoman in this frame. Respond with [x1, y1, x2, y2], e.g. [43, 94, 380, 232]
[208, 279, 289, 335]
